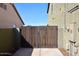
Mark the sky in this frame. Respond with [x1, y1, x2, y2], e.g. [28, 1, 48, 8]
[15, 3, 48, 26]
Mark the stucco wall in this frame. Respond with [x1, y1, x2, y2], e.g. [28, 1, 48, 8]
[48, 3, 65, 48]
[48, 3, 79, 51]
[0, 3, 23, 28]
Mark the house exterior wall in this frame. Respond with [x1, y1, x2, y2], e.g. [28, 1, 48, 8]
[48, 3, 65, 28]
[0, 3, 24, 28]
[48, 3, 65, 48]
[48, 3, 79, 52]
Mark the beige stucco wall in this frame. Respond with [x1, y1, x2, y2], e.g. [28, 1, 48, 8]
[0, 3, 24, 28]
[48, 3, 79, 52]
[48, 3, 65, 28]
[48, 3, 65, 48]
[63, 4, 79, 51]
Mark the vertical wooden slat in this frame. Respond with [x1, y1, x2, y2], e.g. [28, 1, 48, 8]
[25, 26, 31, 45]
[34, 27, 39, 48]
[31, 27, 34, 47]
[47, 26, 51, 47]
[21, 27, 26, 40]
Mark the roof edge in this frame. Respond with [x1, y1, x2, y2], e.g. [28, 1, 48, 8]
[10, 3, 25, 25]
[47, 3, 50, 13]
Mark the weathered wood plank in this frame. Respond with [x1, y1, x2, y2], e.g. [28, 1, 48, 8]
[20, 26, 58, 48]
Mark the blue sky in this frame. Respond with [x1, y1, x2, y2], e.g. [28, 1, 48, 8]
[15, 3, 48, 26]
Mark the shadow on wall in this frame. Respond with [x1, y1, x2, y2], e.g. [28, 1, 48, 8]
[13, 30, 33, 56]
[20, 34, 33, 48]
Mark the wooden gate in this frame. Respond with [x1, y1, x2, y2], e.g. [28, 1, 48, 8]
[20, 26, 58, 48]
